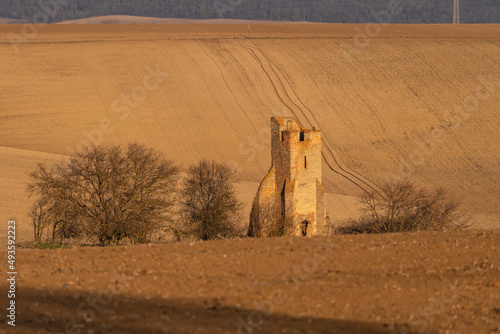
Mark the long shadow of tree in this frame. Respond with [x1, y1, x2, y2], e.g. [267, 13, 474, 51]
[13, 288, 427, 334]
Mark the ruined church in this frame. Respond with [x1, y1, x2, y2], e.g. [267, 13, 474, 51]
[248, 117, 326, 237]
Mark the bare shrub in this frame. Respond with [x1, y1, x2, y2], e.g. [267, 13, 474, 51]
[30, 181, 83, 243]
[259, 202, 294, 237]
[249, 201, 274, 237]
[27, 143, 179, 245]
[336, 180, 470, 234]
[249, 201, 280, 237]
[30, 199, 53, 243]
[179, 160, 243, 240]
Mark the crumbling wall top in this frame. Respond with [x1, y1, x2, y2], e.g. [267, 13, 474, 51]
[271, 117, 321, 133]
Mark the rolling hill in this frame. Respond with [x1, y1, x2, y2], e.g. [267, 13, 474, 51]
[0, 24, 499, 241]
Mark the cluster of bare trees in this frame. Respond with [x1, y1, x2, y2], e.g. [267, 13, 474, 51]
[336, 180, 470, 234]
[28, 144, 242, 245]
[28, 144, 468, 245]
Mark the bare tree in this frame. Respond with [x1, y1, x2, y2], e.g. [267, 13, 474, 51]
[179, 160, 243, 240]
[28, 143, 179, 245]
[248, 200, 295, 238]
[336, 180, 470, 234]
[30, 199, 53, 243]
[249, 200, 275, 238]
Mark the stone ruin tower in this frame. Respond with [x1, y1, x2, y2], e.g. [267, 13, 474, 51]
[248, 117, 326, 237]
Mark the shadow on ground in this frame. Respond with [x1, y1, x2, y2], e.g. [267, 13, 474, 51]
[8, 288, 426, 334]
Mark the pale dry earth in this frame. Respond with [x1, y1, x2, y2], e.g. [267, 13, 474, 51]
[59, 15, 279, 25]
[0, 19, 20, 24]
[1, 230, 499, 333]
[0, 24, 499, 242]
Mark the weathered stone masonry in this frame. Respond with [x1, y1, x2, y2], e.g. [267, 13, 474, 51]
[248, 117, 326, 237]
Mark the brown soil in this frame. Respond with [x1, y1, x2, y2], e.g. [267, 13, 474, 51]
[2, 230, 499, 334]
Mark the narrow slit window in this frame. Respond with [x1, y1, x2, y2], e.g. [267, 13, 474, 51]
[300, 132, 305, 141]
[304, 156, 307, 168]
[281, 131, 284, 141]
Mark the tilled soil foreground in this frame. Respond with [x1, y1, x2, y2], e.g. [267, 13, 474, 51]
[1, 230, 499, 334]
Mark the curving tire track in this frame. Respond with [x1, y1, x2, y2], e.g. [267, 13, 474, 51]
[244, 40, 385, 197]
[262, 48, 389, 194]
[197, 41, 259, 135]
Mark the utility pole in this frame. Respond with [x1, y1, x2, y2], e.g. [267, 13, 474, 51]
[453, 0, 460, 24]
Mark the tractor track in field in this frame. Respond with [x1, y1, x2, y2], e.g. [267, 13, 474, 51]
[197, 40, 259, 135]
[243, 40, 385, 197]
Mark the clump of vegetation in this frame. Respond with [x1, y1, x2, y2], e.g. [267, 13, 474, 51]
[28, 143, 179, 245]
[178, 160, 243, 240]
[336, 180, 470, 234]
[32, 242, 64, 250]
[28, 145, 244, 245]
[248, 201, 295, 238]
